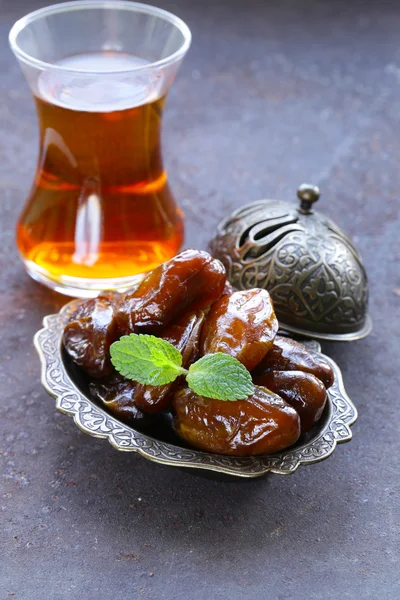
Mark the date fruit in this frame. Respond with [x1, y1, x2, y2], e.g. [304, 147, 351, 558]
[254, 370, 327, 432]
[255, 336, 334, 388]
[63, 294, 120, 378]
[115, 249, 226, 334]
[200, 289, 278, 371]
[88, 373, 150, 425]
[173, 385, 300, 456]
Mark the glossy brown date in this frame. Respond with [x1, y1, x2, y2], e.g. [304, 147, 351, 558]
[63, 293, 120, 378]
[255, 336, 334, 388]
[134, 311, 206, 413]
[88, 373, 150, 425]
[173, 385, 300, 456]
[253, 370, 327, 432]
[200, 288, 279, 371]
[115, 249, 226, 334]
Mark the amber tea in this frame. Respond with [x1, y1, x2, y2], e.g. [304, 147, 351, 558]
[17, 52, 183, 289]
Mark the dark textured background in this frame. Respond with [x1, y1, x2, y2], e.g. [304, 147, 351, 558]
[1, 0, 399, 598]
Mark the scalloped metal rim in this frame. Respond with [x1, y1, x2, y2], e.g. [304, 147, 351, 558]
[279, 313, 373, 342]
[33, 299, 358, 478]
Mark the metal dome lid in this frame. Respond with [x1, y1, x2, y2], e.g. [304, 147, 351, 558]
[210, 184, 372, 341]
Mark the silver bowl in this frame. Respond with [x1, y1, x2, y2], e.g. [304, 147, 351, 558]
[34, 299, 358, 479]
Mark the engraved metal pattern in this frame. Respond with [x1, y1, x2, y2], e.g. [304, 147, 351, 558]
[34, 299, 357, 478]
[210, 195, 371, 341]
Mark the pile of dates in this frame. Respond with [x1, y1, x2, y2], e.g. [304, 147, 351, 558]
[63, 249, 334, 456]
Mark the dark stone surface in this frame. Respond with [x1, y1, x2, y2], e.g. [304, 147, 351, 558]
[1, 0, 399, 598]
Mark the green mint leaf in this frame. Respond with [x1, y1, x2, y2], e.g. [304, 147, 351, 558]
[186, 353, 254, 401]
[110, 334, 185, 386]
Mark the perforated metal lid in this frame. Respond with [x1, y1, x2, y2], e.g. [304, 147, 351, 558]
[210, 184, 372, 341]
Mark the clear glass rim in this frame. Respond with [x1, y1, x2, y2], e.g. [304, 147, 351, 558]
[9, 0, 192, 74]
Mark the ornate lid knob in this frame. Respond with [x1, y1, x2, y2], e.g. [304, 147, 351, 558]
[297, 183, 320, 214]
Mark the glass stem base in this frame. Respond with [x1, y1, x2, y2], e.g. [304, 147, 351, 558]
[22, 257, 145, 297]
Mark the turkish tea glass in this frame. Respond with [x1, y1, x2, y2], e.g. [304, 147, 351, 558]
[9, 1, 191, 297]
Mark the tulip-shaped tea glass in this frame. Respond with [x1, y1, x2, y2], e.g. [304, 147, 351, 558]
[9, 1, 191, 296]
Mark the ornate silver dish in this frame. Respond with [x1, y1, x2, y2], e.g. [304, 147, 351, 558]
[34, 299, 358, 478]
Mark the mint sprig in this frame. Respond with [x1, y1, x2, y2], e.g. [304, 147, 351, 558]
[110, 334, 254, 401]
[110, 334, 186, 386]
[186, 353, 254, 401]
